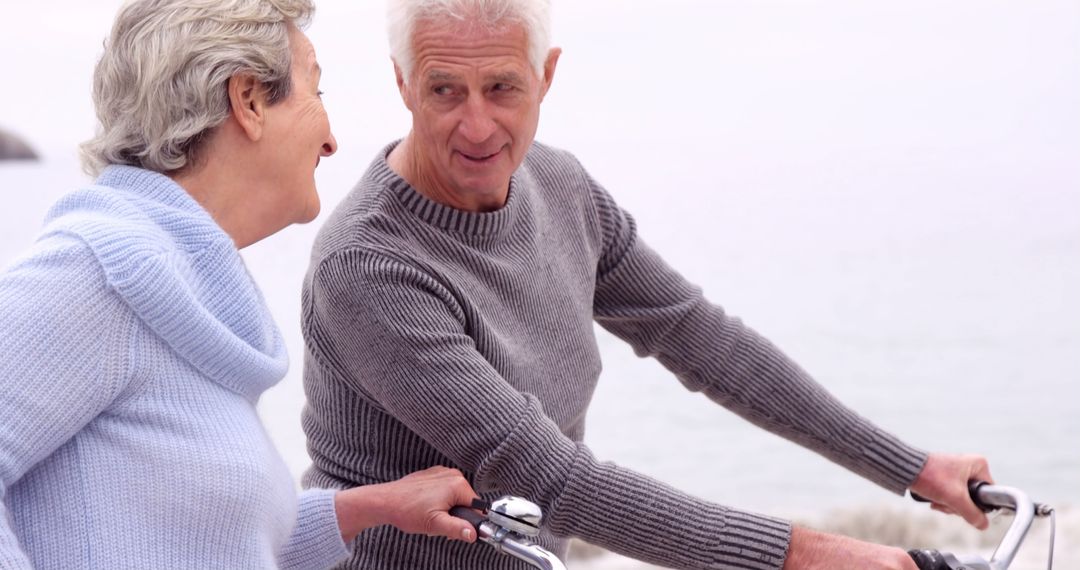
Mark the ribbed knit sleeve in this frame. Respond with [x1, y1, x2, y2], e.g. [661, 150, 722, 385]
[0, 237, 134, 569]
[307, 252, 576, 495]
[277, 489, 348, 570]
[305, 250, 793, 569]
[588, 180, 929, 494]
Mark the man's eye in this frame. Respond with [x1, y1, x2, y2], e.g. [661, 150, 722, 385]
[433, 86, 453, 96]
[493, 83, 514, 92]
[317, 90, 325, 98]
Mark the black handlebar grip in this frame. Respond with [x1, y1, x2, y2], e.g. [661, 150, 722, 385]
[908, 549, 952, 570]
[910, 480, 992, 513]
[449, 506, 486, 529]
[965, 480, 993, 513]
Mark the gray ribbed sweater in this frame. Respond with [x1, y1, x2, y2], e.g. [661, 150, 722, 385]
[300, 141, 928, 570]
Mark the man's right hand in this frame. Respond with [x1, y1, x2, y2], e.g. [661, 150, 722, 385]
[783, 526, 920, 569]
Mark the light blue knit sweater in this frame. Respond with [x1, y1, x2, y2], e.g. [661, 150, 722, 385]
[0, 166, 348, 569]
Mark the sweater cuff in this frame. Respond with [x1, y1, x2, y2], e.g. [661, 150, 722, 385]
[278, 488, 349, 570]
[860, 428, 929, 494]
[549, 450, 791, 570]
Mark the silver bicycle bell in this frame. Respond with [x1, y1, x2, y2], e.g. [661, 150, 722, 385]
[487, 496, 543, 537]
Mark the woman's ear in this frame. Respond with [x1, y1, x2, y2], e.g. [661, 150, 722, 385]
[227, 73, 268, 141]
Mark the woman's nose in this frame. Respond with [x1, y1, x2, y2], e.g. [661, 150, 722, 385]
[322, 132, 338, 157]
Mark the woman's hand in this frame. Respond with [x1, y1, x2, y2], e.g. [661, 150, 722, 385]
[333, 465, 480, 544]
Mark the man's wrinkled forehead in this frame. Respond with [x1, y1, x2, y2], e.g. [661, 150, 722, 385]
[410, 14, 525, 53]
[410, 19, 534, 79]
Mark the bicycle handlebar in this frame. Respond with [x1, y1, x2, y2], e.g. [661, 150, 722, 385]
[450, 501, 567, 570]
[908, 482, 1055, 570]
[449, 484, 1051, 570]
[449, 505, 487, 527]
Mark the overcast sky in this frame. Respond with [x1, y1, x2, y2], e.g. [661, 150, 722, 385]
[3, 0, 1078, 163]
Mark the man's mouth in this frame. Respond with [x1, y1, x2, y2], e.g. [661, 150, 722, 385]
[459, 149, 501, 163]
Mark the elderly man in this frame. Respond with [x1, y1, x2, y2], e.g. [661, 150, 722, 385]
[301, 1, 991, 568]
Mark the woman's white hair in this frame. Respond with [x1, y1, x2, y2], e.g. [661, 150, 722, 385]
[387, 0, 551, 82]
[80, 0, 315, 176]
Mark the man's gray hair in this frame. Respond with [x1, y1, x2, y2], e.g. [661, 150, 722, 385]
[80, 0, 315, 176]
[387, 0, 551, 82]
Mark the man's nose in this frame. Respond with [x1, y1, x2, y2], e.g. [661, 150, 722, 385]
[456, 95, 498, 144]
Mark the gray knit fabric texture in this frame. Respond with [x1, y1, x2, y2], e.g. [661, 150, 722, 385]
[300, 141, 928, 570]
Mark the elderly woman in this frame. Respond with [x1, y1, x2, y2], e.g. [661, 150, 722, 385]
[0, 0, 478, 568]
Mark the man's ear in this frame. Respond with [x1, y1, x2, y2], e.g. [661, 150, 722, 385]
[539, 47, 561, 101]
[227, 73, 268, 142]
[392, 59, 414, 112]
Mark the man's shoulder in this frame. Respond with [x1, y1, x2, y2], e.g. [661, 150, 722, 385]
[519, 141, 600, 212]
[520, 142, 610, 223]
[523, 141, 588, 177]
[312, 156, 409, 262]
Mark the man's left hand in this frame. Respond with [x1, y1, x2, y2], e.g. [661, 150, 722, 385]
[909, 453, 994, 529]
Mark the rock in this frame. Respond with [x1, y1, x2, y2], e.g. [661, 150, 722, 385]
[0, 128, 39, 161]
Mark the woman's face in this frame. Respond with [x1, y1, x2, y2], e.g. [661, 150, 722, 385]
[258, 26, 337, 225]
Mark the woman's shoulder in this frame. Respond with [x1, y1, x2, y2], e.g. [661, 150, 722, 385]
[0, 231, 133, 374]
[1, 230, 113, 296]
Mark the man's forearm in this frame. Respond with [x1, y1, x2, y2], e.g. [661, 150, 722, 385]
[547, 446, 792, 570]
[591, 228, 928, 493]
[784, 526, 918, 570]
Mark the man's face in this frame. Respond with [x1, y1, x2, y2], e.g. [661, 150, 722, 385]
[398, 19, 556, 206]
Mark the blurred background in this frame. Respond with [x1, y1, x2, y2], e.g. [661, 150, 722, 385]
[2, 1, 1077, 567]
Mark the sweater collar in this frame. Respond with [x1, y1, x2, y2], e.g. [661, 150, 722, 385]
[44, 165, 288, 402]
[370, 141, 525, 238]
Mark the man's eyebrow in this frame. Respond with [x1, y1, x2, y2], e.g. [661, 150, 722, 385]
[490, 71, 526, 84]
[313, 62, 322, 77]
[424, 70, 461, 83]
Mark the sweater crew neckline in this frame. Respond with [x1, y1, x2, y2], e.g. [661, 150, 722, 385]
[371, 143, 523, 238]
